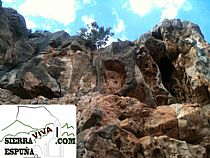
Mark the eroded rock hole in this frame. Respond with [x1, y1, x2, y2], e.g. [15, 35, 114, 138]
[104, 60, 125, 74]
[103, 60, 126, 94]
[115, 138, 121, 149]
[195, 85, 210, 104]
[152, 148, 166, 158]
[158, 56, 174, 89]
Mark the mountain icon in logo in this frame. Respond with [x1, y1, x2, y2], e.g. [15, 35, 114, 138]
[16, 106, 57, 128]
[0, 120, 37, 142]
[0, 106, 57, 142]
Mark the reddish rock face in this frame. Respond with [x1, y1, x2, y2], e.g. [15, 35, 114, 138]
[139, 135, 207, 158]
[77, 19, 210, 157]
[0, 4, 210, 158]
[77, 94, 210, 158]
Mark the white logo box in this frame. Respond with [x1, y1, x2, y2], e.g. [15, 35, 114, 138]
[0, 105, 76, 158]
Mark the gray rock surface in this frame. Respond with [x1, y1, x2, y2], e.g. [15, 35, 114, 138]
[28, 30, 70, 54]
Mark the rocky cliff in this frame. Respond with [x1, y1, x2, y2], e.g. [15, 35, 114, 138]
[0, 4, 210, 158]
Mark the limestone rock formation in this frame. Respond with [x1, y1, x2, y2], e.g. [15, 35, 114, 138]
[0, 5, 33, 77]
[77, 95, 210, 157]
[137, 19, 210, 106]
[0, 3, 210, 158]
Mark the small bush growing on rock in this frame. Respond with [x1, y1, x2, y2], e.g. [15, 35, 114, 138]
[78, 21, 114, 50]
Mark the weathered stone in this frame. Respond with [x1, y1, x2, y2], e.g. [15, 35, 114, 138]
[78, 125, 143, 158]
[136, 51, 176, 105]
[95, 41, 158, 107]
[0, 7, 33, 77]
[137, 19, 210, 105]
[0, 88, 21, 104]
[144, 106, 178, 138]
[77, 94, 210, 157]
[171, 103, 210, 143]
[28, 30, 70, 54]
[96, 41, 137, 96]
[77, 94, 150, 136]
[0, 44, 97, 99]
[140, 135, 207, 158]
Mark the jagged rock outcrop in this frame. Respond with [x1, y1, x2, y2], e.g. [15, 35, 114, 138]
[0, 3, 210, 158]
[95, 41, 156, 107]
[67, 19, 210, 157]
[0, 40, 94, 99]
[137, 19, 210, 105]
[77, 94, 210, 157]
[28, 30, 71, 53]
[0, 6, 33, 77]
[0, 8, 87, 98]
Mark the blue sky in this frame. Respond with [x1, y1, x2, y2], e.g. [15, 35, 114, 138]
[2, 0, 210, 42]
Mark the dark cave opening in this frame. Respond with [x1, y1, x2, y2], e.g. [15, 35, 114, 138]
[31, 86, 59, 99]
[104, 60, 125, 74]
[152, 148, 166, 158]
[13, 87, 33, 99]
[12, 85, 59, 99]
[158, 56, 174, 89]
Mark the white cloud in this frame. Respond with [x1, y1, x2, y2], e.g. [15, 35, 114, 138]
[18, 0, 78, 25]
[82, 0, 96, 5]
[112, 9, 125, 33]
[105, 34, 128, 47]
[3, 0, 14, 3]
[114, 19, 125, 33]
[128, 0, 187, 21]
[129, 0, 154, 17]
[122, 1, 129, 9]
[25, 18, 36, 29]
[106, 36, 117, 46]
[82, 0, 91, 4]
[42, 23, 53, 31]
[81, 15, 95, 26]
[183, 1, 192, 11]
